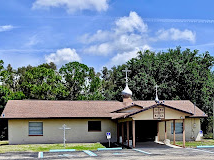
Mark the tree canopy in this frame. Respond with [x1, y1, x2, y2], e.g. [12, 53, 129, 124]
[0, 47, 214, 134]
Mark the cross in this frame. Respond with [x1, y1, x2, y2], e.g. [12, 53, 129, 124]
[155, 84, 159, 103]
[59, 124, 71, 147]
[155, 84, 158, 95]
[122, 67, 131, 83]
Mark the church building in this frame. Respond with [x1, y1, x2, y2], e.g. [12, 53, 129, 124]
[0, 69, 207, 147]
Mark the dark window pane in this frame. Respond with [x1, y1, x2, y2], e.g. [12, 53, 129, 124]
[29, 122, 43, 135]
[88, 121, 101, 131]
[171, 122, 183, 134]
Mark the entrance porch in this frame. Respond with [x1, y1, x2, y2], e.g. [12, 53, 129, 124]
[117, 119, 186, 148]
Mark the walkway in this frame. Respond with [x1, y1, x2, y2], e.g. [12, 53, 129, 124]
[135, 141, 172, 148]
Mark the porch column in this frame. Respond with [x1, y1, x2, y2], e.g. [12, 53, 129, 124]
[183, 119, 185, 148]
[117, 123, 119, 143]
[157, 121, 159, 141]
[122, 122, 124, 145]
[165, 121, 167, 140]
[127, 121, 129, 147]
[173, 120, 176, 145]
[132, 120, 136, 148]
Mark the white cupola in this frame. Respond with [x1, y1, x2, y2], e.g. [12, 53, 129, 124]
[121, 68, 133, 103]
[122, 83, 132, 97]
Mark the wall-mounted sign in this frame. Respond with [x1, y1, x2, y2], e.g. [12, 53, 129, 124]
[153, 107, 165, 119]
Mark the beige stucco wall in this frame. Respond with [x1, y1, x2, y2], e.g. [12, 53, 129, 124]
[8, 118, 117, 144]
[132, 108, 153, 120]
[158, 118, 201, 141]
[132, 106, 191, 120]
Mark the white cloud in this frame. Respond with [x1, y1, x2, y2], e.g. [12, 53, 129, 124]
[81, 30, 112, 44]
[115, 11, 148, 33]
[86, 43, 112, 56]
[81, 11, 196, 67]
[25, 35, 41, 47]
[82, 11, 148, 56]
[156, 28, 196, 43]
[108, 45, 150, 67]
[45, 48, 81, 66]
[32, 0, 109, 13]
[0, 25, 14, 32]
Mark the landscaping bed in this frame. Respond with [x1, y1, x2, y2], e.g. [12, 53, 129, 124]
[171, 139, 214, 148]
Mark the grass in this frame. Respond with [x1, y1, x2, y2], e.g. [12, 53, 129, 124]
[171, 139, 214, 148]
[0, 141, 8, 145]
[0, 141, 105, 153]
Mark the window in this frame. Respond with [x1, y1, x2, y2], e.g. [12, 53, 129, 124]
[88, 121, 101, 132]
[29, 122, 43, 136]
[171, 122, 183, 134]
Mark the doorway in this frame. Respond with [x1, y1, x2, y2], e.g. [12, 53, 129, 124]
[136, 120, 157, 142]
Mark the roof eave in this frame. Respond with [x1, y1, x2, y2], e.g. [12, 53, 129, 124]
[187, 115, 208, 118]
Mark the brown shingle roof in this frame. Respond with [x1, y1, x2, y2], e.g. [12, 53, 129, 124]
[1, 100, 206, 119]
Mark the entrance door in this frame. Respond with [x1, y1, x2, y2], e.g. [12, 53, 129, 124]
[136, 120, 157, 142]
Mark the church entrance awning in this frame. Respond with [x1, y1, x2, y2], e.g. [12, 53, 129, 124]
[116, 103, 193, 148]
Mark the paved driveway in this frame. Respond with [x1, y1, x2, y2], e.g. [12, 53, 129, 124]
[135, 141, 172, 148]
[1, 146, 214, 159]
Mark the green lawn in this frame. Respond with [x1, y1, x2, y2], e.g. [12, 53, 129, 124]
[172, 139, 214, 148]
[0, 141, 105, 153]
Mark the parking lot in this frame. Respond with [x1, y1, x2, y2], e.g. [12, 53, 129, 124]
[1, 147, 214, 160]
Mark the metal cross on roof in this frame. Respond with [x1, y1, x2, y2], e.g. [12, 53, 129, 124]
[122, 67, 131, 84]
[155, 84, 159, 103]
[59, 124, 71, 147]
[155, 84, 158, 94]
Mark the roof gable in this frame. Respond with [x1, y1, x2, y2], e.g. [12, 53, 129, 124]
[111, 104, 143, 113]
[124, 104, 194, 118]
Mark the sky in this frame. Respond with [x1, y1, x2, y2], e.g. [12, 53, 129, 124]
[0, 0, 214, 71]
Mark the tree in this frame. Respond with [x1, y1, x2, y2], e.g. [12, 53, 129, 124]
[19, 66, 68, 100]
[0, 60, 4, 72]
[82, 67, 104, 100]
[38, 62, 57, 70]
[1, 64, 16, 91]
[59, 62, 90, 100]
[107, 47, 214, 133]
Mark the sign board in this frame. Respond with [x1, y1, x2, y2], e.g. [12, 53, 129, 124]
[153, 107, 165, 119]
[199, 130, 203, 137]
[106, 132, 111, 139]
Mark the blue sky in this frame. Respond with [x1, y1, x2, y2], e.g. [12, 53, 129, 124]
[0, 0, 214, 71]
